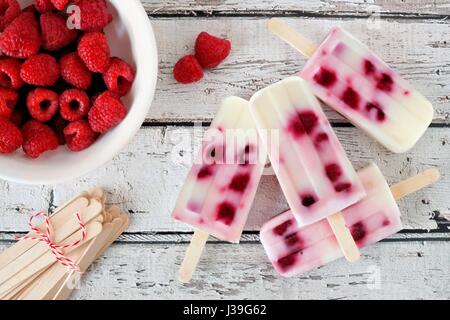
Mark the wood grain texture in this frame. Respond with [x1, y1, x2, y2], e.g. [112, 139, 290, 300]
[0, 1, 448, 300]
[150, 17, 450, 123]
[3, 126, 439, 234]
[142, 0, 450, 16]
[48, 241, 450, 299]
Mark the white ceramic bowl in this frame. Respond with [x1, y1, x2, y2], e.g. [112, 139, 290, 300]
[0, 0, 158, 185]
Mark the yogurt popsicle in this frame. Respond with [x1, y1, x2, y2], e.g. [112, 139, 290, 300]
[173, 96, 266, 282]
[268, 19, 434, 153]
[260, 163, 439, 277]
[173, 96, 265, 243]
[249, 76, 365, 226]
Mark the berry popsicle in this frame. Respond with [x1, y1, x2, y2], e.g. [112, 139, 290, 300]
[249, 76, 365, 262]
[268, 19, 433, 153]
[260, 163, 439, 277]
[249, 76, 366, 227]
[173, 96, 266, 282]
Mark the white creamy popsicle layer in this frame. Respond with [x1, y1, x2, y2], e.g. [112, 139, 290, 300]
[249, 77, 365, 226]
[260, 163, 403, 277]
[300, 27, 433, 153]
[172, 97, 265, 243]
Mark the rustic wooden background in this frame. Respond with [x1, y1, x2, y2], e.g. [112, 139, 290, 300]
[0, 0, 449, 299]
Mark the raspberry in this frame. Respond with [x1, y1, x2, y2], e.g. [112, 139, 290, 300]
[75, 0, 112, 32]
[103, 57, 135, 96]
[20, 54, 60, 86]
[0, 117, 22, 153]
[195, 32, 231, 69]
[59, 88, 90, 121]
[0, 58, 24, 90]
[22, 119, 58, 158]
[34, 0, 53, 13]
[48, 114, 67, 145]
[78, 32, 110, 73]
[0, 12, 41, 59]
[0, 0, 20, 32]
[40, 12, 78, 52]
[64, 120, 98, 151]
[0, 88, 18, 119]
[50, 0, 68, 11]
[173, 55, 203, 84]
[22, 4, 38, 14]
[88, 91, 127, 133]
[27, 88, 59, 122]
[9, 110, 23, 127]
[60, 52, 92, 90]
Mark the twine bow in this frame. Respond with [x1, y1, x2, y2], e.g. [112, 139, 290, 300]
[16, 211, 86, 273]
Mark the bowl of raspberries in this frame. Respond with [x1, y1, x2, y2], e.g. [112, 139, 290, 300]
[0, 0, 158, 184]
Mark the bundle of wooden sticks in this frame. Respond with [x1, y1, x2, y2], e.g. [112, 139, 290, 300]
[0, 188, 128, 300]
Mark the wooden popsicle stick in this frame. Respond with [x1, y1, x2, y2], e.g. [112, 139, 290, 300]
[21, 231, 107, 300]
[0, 197, 89, 270]
[329, 168, 440, 262]
[390, 168, 440, 200]
[53, 215, 128, 300]
[10, 265, 54, 300]
[177, 229, 209, 283]
[48, 212, 127, 301]
[89, 188, 105, 205]
[327, 213, 360, 262]
[0, 200, 102, 286]
[267, 18, 318, 58]
[0, 266, 48, 300]
[0, 221, 102, 297]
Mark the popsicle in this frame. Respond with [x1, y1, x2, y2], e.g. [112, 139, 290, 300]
[268, 18, 434, 153]
[172, 96, 266, 282]
[260, 163, 440, 277]
[249, 76, 366, 227]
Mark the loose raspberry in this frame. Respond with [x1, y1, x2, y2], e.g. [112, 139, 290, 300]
[173, 55, 203, 84]
[0, 88, 18, 119]
[0, 117, 22, 153]
[103, 57, 135, 96]
[0, 58, 24, 90]
[0, 0, 20, 32]
[60, 52, 92, 90]
[59, 88, 90, 121]
[78, 32, 110, 73]
[0, 12, 41, 59]
[22, 119, 58, 158]
[27, 88, 59, 122]
[64, 120, 98, 151]
[34, 0, 53, 13]
[88, 91, 127, 133]
[195, 32, 231, 69]
[20, 54, 60, 86]
[40, 12, 78, 52]
[48, 114, 67, 145]
[75, 0, 112, 32]
[50, 0, 68, 11]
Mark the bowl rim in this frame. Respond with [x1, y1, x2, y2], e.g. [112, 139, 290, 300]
[0, 0, 158, 185]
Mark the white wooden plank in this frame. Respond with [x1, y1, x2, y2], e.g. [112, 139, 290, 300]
[142, 0, 450, 16]
[149, 17, 450, 123]
[0, 184, 52, 232]
[0, 126, 447, 233]
[1, 230, 449, 243]
[53, 241, 450, 299]
[41, 126, 449, 233]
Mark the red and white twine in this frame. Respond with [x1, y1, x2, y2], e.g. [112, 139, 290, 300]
[16, 211, 86, 273]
